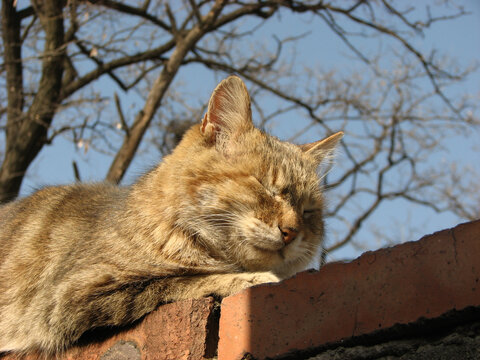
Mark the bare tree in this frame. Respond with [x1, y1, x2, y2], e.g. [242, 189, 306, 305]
[1, 0, 478, 258]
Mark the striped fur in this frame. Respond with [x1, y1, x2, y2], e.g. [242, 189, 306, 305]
[0, 76, 342, 355]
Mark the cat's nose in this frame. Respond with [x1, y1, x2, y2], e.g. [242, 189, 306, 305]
[279, 227, 298, 244]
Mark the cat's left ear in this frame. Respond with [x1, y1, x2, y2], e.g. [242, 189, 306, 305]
[201, 75, 253, 145]
[300, 131, 344, 164]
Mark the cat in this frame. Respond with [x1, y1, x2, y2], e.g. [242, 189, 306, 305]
[0, 75, 342, 355]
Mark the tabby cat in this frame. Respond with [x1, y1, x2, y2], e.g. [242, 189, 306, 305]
[0, 76, 342, 355]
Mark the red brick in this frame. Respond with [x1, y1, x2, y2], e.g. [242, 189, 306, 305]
[218, 220, 480, 360]
[1, 297, 216, 360]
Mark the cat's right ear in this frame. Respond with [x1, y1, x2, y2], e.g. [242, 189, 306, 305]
[300, 131, 344, 164]
[201, 76, 253, 146]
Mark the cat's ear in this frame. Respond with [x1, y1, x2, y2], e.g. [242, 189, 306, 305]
[300, 131, 343, 164]
[201, 75, 253, 145]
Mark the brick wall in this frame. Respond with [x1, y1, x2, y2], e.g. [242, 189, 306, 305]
[1, 220, 479, 360]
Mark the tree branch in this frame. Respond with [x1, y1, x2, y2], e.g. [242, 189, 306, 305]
[105, 0, 227, 183]
[91, 0, 170, 30]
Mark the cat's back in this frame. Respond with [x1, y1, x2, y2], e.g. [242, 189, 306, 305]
[0, 183, 126, 265]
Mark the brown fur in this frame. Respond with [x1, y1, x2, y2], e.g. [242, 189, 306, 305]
[0, 76, 342, 355]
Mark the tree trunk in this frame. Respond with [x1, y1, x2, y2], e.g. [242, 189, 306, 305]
[0, 0, 24, 202]
[0, 0, 65, 203]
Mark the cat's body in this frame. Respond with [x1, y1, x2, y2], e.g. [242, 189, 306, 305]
[0, 76, 342, 355]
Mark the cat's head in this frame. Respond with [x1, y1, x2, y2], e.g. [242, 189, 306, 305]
[173, 76, 342, 277]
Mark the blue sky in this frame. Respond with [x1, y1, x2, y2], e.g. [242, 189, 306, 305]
[18, 1, 480, 262]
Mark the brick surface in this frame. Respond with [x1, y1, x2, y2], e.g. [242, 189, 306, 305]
[1, 297, 216, 360]
[218, 220, 480, 360]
